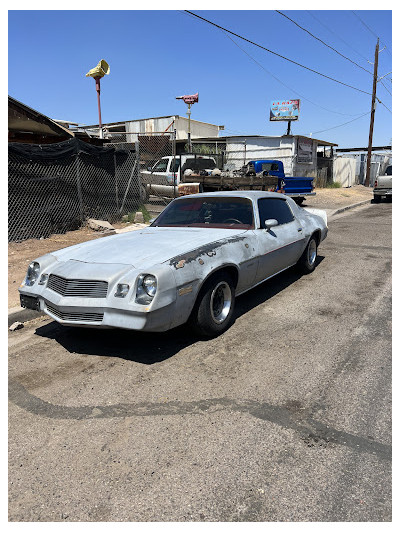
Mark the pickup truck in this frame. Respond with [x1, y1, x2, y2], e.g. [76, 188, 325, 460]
[141, 156, 315, 205]
[245, 160, 315, 205]
[373, 165, 392, 203]
[180, 159, 315, 205]
[141, 155, 218, 199]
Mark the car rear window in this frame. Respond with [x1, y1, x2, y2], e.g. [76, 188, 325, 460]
[181, 158, 217, 173]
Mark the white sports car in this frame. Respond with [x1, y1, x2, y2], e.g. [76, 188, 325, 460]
[19, 191, 328, 337]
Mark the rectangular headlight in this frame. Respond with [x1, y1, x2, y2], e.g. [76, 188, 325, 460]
[115, 283, 130, 298]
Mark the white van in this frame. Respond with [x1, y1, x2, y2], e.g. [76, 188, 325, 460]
[141, 155, 218, 198]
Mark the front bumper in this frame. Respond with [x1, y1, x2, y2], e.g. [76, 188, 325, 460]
[19, 292, 178, 332]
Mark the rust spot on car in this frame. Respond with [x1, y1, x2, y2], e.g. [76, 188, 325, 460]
[178, 285, 193, 296]
[175, 259, 186, 269]
[169, 236, 247, 268]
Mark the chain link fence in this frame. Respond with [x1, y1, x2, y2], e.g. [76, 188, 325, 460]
[8, 138, 143, 242]
[102, 130, 178, 215]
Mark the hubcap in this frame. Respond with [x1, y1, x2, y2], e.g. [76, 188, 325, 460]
[210, 282, 232, 324]
[308, 239, 317, 265]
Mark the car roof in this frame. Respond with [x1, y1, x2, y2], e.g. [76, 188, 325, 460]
[174, 190, 289, 201]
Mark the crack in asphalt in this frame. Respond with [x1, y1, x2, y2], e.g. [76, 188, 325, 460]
[8, 379, 391, 461]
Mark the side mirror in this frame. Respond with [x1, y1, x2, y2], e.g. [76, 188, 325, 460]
[264, 219, 278, 231]
[147, 166, 153, 172]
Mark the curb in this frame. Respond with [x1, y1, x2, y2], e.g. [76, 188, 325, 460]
[8, 306, 45, 327]
[329, 199, 372, 218]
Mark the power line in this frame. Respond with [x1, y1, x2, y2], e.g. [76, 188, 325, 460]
[308, 10, 392, 90]
[376, 97, 392, 114]
[311, 112, 370, 135]
[276, 10, 373, 76]
[307, 10, 371, 63]
[351, 11, 392, 57]
[221, 29, 368, 118]
[379, 80, 392, 97]
[184, 10, 372, 96]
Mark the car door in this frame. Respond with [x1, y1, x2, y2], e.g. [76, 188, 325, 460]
[254, 197, 305, 283]
[146, 157, 174, 197]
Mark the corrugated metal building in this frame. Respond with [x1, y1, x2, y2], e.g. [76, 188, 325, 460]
[71, 115, 224, 142]
[191, 134, 337, 183]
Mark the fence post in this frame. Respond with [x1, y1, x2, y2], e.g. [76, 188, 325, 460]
[76, 154, 84, 222]
[119, 159, 137, 214]
[114, 151, 119, 210]
[173, 129, 177, 199]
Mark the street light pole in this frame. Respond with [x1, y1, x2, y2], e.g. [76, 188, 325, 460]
[95, 77, 103, 139]
[365, 39, 379, 187]
[187, 103, 192, 152]
[86, 59, 110, 140]
[176, 93, 198, 153]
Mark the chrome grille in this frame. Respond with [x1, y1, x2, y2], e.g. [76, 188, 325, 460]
[47, 274, 108, 298]
[46, 303, 104, 323]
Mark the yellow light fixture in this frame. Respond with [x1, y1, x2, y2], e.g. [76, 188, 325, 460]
[86, 59, 110, 79]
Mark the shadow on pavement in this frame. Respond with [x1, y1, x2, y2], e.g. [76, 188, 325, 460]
[35, 257, 324, 364]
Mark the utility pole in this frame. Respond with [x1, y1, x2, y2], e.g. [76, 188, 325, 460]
[365, 39, 379, 187]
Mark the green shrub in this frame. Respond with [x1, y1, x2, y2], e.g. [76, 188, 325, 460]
[326, 181, 342, 188]
[124, 205, 151, 223]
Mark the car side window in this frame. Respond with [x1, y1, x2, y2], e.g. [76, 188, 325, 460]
[153, 159, 169, 172]
[258, 198, 294, 228]
[169, 159, 180, 173]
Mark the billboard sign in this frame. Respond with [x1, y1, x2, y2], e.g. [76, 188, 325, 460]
[270, 99, 300, 121]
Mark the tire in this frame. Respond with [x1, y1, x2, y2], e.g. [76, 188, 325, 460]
[189, 273, 235, 337]
[294, 197, 305, 205]
[373, 195, 381, 203]
[297, 236, 318, 274]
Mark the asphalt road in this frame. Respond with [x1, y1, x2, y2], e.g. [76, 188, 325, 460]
[8, 202, 392, 522]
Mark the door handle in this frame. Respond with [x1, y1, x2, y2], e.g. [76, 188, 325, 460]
[297, 227, 303, 232]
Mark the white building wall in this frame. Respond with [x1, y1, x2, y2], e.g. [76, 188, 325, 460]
[124, 116, 220, 141]
[333, 157, 357, 186]
[224, 137, 295, 173]
[174, 117, 221, 140]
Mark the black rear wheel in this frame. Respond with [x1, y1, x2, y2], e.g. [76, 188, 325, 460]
[297, 236, 318, 274]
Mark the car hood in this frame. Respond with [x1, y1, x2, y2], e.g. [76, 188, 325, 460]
[51, 227, 248, 269]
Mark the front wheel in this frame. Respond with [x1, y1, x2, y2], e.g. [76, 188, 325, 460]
[297, 236, 318, 274]
[373, 195, 381, 203]
[189, 273, 235, 337]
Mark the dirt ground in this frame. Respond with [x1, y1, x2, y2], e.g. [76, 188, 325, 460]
[304, 184, 373, 209]
[8, 186, 373, 309]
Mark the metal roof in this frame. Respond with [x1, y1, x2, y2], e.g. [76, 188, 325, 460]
[194, 134, 337, 146]
[8, 96, 74, 138]
[79, 116, 224, 129]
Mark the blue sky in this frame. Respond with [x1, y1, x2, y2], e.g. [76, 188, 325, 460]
[8, 7, 392, 147]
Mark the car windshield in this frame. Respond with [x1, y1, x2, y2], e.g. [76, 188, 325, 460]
[151, 196, 254, 229]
